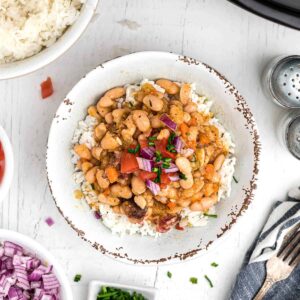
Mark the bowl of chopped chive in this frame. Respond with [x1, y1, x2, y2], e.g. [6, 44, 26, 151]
[87, 280, 157, 300]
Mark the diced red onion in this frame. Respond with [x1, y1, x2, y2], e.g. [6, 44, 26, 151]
[140, 147, 155, 160]
[146, 180, 160, 195]
[169, 174, 180, 181]
[94, 211, 101, 220]
[136, 157, 154, 172]
[0, 241, 60, 299]
[45, 217, 54, 227]
[163, 163, 179, 173]
[160, 114, 177, 131]
[173, 136, 184, 153]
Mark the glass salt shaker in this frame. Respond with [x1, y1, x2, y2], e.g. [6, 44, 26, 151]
[262, 55, 300, 108]
[278, 110, 300, 160]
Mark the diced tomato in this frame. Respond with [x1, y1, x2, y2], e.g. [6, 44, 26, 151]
[139, 171, 157, 181]
[0, 142, 4, 161]
[161, 173, 171, 185]
[139, 139, 149, 149]
[40, 77, 54, 99]
[155, 138, 176, 160]
[120, 152, 139, 174]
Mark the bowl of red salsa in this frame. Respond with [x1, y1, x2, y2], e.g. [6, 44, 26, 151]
[0, 125, 14, 201]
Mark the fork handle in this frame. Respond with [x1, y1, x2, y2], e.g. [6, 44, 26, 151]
[253, 277, 274, 300]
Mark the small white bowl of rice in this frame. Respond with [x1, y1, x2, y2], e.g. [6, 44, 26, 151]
[0, 0, 99, 80]
[47, 51, 261, 265]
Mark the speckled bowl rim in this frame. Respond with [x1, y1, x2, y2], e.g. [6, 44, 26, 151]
[46, 51, 261, 265]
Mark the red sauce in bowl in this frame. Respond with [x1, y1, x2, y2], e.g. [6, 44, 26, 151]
[0, 142, 5, 183]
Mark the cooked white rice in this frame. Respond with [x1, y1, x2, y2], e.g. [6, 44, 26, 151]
[0, 0, 85, 64]
[71, 80, 236, 236]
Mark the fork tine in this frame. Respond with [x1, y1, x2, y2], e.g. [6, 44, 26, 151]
[291, 250, 300, 267]
[286, 241, 300, 265]
[278, 223, 300, 255]
[278, 230, 300, 261]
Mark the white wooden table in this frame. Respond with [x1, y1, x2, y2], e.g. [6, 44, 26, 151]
[1, 1, 300, 299]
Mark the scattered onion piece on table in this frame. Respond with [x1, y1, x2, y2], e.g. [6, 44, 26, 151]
[40, 77, 54, 99]
[45, 217, 54, 227]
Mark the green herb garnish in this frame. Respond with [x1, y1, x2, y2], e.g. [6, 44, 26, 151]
[155, 151, 162, 162]
[162, 163, 170, 169]
[204, 275, 213, 288]
[148, 136, 157, 141]
[74, 274, 81, 282]
[148, 141, 155, 147]
[96, 286, 146, 300]
[167, 271, 172, 278]
[204, 213, 218, 218]
[190, 277, 198, 284]
[179, 173, 187, 180]
[211, 262, 218, 267]
[128, 144, 140, 154]
[154, 167, 162, 183]
[233, 176, 238, 183]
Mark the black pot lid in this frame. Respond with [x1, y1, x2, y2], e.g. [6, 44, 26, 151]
[228, 0, 300, 30]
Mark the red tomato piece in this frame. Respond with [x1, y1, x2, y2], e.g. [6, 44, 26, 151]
[161, 173, 171, 185]
[155, 138, 176, 160]
[139, 171, 157, 181]
[120, 152, 139, 174]
[40, 77, 54, 99]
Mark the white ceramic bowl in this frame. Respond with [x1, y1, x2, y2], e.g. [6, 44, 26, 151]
[88, 280, 157, 300]
[0, 125, 14, 201]
[47, 51, 261, 265]
[0, 229, 73, 299]
[0, 0, 99, 80]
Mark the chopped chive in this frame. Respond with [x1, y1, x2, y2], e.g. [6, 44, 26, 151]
[167, 271, 172, 278]
[162, 157, 172, 162]
[128, 144, 140, 154]
[204, 275, 213, 288]
[162, 163, 170, 169]
[74, 274, 81, 282]
[211, 262, 218, 267]
[154, 167, 162, 183]
[179, 173, 187, 180]
[148, 141, 155, 146]
[152, 167, 159, 172]
[233, 176, 238, 183]
[148, 136, 157, 141]
[204, 213, 218, 218]
[190, 277, 198, 284]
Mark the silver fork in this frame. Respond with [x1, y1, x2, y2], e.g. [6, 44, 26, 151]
[253, 224, 300, 300]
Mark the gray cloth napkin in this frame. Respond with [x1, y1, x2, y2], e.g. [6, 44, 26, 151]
[230, 186, 300, 300]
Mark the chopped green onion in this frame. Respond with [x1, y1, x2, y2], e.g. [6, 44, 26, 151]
[167, 271, 172, 278]
[162, 163, 170, 169]
[96, 286, 146, 299]
[204, 275, 213, 288]
[162, 157, 172, 163]
[148, 136, 157, 141]
[155, 151, 162, 162]
[128, 144, 140, 154]
[190, 277, 198, 284]
[204, 213, 218, 218]
[233, 176, 238, 183]
[152, 167, 159, 172]
[211, 262, 218, 267]
[154, 167, 162, 183]
[74, 274, 81, 282]
[148, 141, 155, 147]
[179, 173, 187, 180]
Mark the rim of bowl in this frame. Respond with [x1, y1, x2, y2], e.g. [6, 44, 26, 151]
[0, 0, 99, 80]
[46, 51, 261, 265]
[0, 125, 14, 202]
[0, 229, 73, 299]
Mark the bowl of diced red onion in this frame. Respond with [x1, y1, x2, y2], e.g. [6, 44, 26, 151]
[0, 125, 14, 202]
[0, 229, 72, 299]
